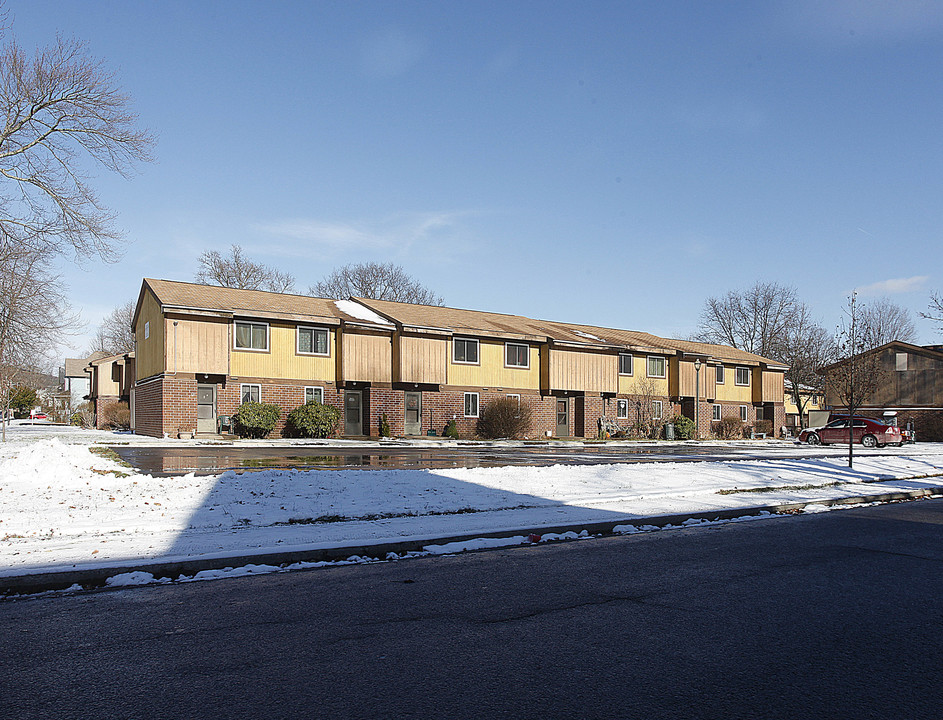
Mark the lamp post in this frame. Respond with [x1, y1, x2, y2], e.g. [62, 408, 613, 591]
[694, 358, 702, 440]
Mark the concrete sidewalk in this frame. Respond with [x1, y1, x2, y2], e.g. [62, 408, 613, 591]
[4, 484, 941, 597]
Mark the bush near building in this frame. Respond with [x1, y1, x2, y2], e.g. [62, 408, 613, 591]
[714, 417, 744, 439]
[233, 402, 281, 439]
[476, 397, 533, 439]
[101, 401, 131, 430]
[286, 401, 340, 438]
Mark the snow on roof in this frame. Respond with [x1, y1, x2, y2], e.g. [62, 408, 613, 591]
[335, 299, 393, 326]
[573, 330, 602, 341]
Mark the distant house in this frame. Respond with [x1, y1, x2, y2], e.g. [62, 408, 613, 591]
[784, 381, 826, 432]
[60, 352, 109, 409]
[129, 278, 787, 439]
[87, 352, 135, 429]
[821, 341, 943, 441]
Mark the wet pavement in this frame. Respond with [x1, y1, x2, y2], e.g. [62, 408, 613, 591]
[109, 442, 827, 476]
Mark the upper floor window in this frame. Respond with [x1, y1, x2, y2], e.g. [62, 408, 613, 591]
[619, 354, 633, 375]
[715, 365, 724, 384]
[647, 356, 666, 378]
[735, 366, 750, 385]
[453, 337, 479, 364]
[235, 321, 268, 351]
[144, 321, 150, 340]
[505, 342, 529, 368]
[298, 326, 329, 355]
[896, 352, 908, 371]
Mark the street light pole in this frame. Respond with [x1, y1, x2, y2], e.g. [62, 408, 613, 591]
[694, 358, 702, 440]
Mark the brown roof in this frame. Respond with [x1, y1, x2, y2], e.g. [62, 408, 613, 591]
[138, 279, 365, 326]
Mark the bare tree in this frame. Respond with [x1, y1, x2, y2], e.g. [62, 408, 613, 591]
[858, 297, 917, 348]
[0, 245, 79, 440]
[87, 300, 135, 355]
[778, 305, 833, 428]
[310, 262, 443, 305]
[695, 281, 798, 359]
[195, 244, 295, 293]
[921, 292, 943, 335]
[822, 292, 889, 468]
[0, 33, 154, 263]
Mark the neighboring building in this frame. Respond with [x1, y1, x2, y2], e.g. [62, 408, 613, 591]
[130, 278, 787, 439]
[60, 352, 108, 409]
[821, 341, 943, 441]
[784, 381, 826, 433]
[87, 352, 135, 429]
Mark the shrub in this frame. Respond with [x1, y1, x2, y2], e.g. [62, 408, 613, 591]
[476, 397, 533, 439]
[8, 386, 37, 415]
[715, 416, 744, 439]
[71, 401, 94, 427]
[101, 401, 131, 430]
[285, 401, 339, 439]
[233, 402, 282, 439]
[378, 413, 391, 437]
[670, 414, 695, 440]
[754, 419, 773, 436]
[443, 418, 459, 439]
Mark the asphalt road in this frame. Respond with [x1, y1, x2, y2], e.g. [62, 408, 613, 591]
[3, 498, 942, 719]
[110, 441, 858, 475]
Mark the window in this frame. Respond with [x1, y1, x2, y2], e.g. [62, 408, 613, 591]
[464, 392, 479, 418]
[619, 354, 633, 375]
[144, 321, 150, 340]
[241, 384, 261, 404]
[647, 356, 666, 378]
[739, 405, 748, 422]
[652, 400, 663, 419]
[507, 394, 521, 417]
[617, 398, 629, 419]
[896, 352, 908, 371]
[235, 321, 268, 351]
[453, 338, 479, 364]
[505, 343, 530, 368]
[715, 365, 724, 384]
[298, 326, 329, 355]
[712, 404, 721, 421]
[811, 394, 818, 405]
[735, 366, 750, 385]
[305, 386, 324, 404]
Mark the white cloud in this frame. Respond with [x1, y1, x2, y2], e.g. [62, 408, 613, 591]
[856, 276, 929, 296]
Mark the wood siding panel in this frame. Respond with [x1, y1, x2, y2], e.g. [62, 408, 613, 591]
[448, 339, 540, 390]
[676, 360, 715, 399]
[547, 348, 617, 393]
[341, 331, 392, 383]
[232, 323, 337, 382]
[761, 370, 784, 402]
[134, 289, 165, 380]
[397, 335, 446, 384]
[170, 317, 230, 375]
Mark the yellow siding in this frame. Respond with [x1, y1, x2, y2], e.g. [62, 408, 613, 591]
[547, 348, 616, 393]
[617, 354, 668, 395]
[95, 361, 121, 397]
[134, 289, 165, 380]
[232, 323, 337, 381]
[448, 339, 540, 389]
[397, 334, 447, 384]
[714, 364, 753, 402]
[340, 331, 392, 383]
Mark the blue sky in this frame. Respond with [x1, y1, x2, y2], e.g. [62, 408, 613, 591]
[8, 1, 943, 359]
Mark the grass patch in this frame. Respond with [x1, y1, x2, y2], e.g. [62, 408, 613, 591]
[276, 506, 521, 526]
[717, 480, 845, 495]
[89, 446, 133, 469]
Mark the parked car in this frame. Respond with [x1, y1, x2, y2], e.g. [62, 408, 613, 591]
[798, 417, 904, 448]
[29, 410, 47, 420]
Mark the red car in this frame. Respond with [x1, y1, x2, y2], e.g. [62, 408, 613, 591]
[798, 417, 903, 448]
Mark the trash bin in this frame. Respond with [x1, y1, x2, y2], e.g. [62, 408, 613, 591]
[664, 423, 675, 440]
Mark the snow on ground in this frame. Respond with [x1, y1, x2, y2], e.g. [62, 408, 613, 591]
[2, 421, 943, 580]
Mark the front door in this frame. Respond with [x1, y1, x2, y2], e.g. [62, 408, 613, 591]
[405, 392, 422, 435]
[196, 384, 217, 435]
[556, 397, 569, 437]
[344, 390, 362, 435]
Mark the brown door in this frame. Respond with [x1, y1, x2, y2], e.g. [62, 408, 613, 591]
[555, 398, 569, 437]
[405, 392, 422, 435]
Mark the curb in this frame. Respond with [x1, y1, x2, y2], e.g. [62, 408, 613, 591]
[4, 485, 943, 596]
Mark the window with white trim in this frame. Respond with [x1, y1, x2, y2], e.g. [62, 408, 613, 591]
[305, 386, 324, 404]
[235, 321, 269, 351]
[464, 392, 479, 418]
[896, 352, 908, 371]
[241, 384, 261, 404]
[298, 326, 329, 355]
[619, 354, 633, 375]
[505, 342, 529, 368]
[453, 338, 479, 364]
[739, 405, 749, 421]
[715, 365, 724, 384]
[617, 398, 629, 419]
[712, 404, 721, 421]
[144, 321, 150, 340]
[652, 400, 663, 419]
[647, 356, 666, 378]
[506, 393, 521, 417]
[735, 366, 750, 385]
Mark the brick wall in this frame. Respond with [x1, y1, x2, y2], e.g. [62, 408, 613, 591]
[133, 381, 163, 437]
[94, 395, 121, 429]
